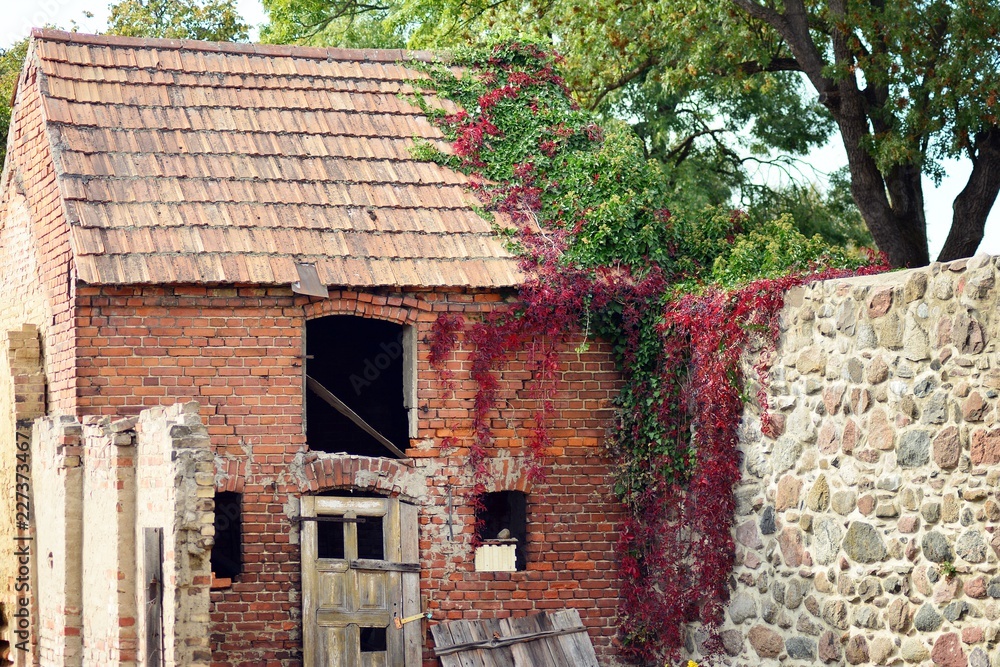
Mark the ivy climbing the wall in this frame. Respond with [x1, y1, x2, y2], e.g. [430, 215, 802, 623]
[413, 42, 887, 663]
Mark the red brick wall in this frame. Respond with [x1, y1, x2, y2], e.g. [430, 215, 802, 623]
[0, 52, 79, 410]
[71, 285, 624, 667]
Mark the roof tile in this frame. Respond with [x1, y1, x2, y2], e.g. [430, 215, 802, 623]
[31, 29, 519, 287]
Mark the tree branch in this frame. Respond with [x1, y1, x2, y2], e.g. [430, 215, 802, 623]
[939, 128, 1000, 261]
[733, 57, 802, 75]
[588, 54, 661, 111]
[729, 0, 836, 107]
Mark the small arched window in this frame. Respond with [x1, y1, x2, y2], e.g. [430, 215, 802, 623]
[304, 316, 416, 458]
[475, 491, 528, 572]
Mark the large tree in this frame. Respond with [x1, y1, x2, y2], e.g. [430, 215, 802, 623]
[262, 0, 1000, 267]
[107, 0, 249, 42]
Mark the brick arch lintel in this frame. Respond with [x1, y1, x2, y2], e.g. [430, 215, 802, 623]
[304, 291, 432, 326]
[484, 457, 535, 495]
[299, 453, 424, 503]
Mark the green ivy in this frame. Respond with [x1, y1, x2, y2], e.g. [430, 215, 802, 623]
[410, 41, 884, 663]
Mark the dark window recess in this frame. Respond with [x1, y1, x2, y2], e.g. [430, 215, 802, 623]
[306, 316, 408, 458]
[317, 521, 346, 560]
[359, 626, 387, 652]
[210, 492, 242, 579]
[476, 491, 528, 571]
[356, 515, 384, 560]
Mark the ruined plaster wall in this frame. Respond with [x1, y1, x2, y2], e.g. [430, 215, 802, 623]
[26, 404, 212, 667]
[30, 416, 83, 667]
[80, 416, 138, 665]
[134, 402, 214, 667]
[74, 285, 624, 666]
[701, 257, 1000, 666]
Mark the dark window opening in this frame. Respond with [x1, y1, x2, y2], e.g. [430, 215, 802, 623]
[360, 626, 387, 652]
[211, 492, 242, 579]
[476, 491, 528, 571]
[356, 515, 384, 560]
[317, 520, 346, 559]
[305, 316, 410, 458]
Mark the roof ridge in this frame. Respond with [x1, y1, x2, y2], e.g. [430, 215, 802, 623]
[30, 28, 444, 64]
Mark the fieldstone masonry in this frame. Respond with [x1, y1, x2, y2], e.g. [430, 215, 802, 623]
[692, 255, 1000, 666]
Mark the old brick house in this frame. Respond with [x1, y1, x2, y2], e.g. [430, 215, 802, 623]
[0, 29, 624, 667]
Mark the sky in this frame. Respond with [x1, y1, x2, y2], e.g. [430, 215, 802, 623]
[1, 0, 998, 259]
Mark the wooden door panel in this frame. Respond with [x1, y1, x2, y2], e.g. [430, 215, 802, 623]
[356, 571, 390, 611]
[303, 496, 416, 667]
[318, 570, 350, 608]
[360, 652, 388, 667]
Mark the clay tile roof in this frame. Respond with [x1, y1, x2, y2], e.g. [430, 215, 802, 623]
[29, 29, 521, 288]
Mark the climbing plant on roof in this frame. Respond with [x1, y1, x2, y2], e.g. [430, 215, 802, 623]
[413, 42, 887, 664]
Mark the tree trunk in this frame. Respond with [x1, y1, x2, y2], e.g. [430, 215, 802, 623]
[939, 129, 1000, 262]
[834, 87, 930, 268]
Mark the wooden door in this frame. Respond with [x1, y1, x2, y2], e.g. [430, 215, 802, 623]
[301, 496, 421, 667]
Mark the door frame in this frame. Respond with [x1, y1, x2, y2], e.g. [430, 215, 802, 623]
[301, 495, 421, 666]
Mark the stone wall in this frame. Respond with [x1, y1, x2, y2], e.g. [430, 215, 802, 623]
[700, 256, 1000, 666]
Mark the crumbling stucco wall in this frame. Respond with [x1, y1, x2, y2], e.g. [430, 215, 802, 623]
[81, 416, 138, 665]
[22, 403, 213, 667]
[1, 324, 46, 666]
[135, 402, 215, 667]
[31, 416, 83, 666]
[699, 256, 1000, 666]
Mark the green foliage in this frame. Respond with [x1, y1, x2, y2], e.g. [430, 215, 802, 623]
[747, 168, 873, 250]
[411, 41, 862, 286]
[410, 42, 887, 659]
[107, 0, 249, 41]
[261, 0, 1000, 263]
[0, 38, 29, 169]
[711, 216, 867, 288]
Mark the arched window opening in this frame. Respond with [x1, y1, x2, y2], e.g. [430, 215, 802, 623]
[305, 316, 415, 458]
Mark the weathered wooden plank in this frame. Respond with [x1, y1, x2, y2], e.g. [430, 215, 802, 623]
[361, 651, 387, 667]
[549, 610, 598, 666]
[432, 623, 588, 656]
[350, 558, 420, 572]
[143, 527, 164, 667]
[314, 496, 388, 515]
[431, 622, 464, 667]
[345, 624, 361, 667]
[301, 497, 318, 665]
[306, 374, 406, 457]
[400, 501, 421, 666]
[450, 620, 485, 667]
[507, 614, 559, 666]
[481, 618, 515, 667]
[465, 617, 505, 667]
